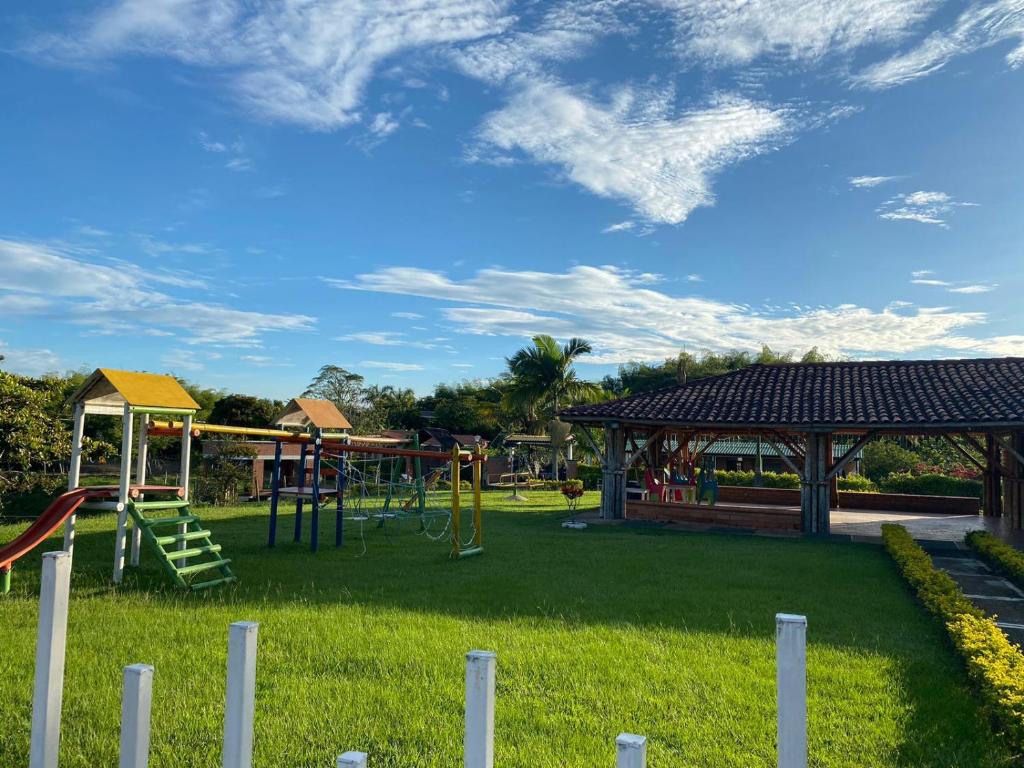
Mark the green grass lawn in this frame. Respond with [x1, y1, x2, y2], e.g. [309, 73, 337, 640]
[0, 491, 1012, 767]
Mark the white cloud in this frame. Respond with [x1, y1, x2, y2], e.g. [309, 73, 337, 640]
[475, 81, 791, 224]
[0, 341, 63, 376]
[853, 0, 1024, 89]
[452, 362, 474, 368]
[31, 0, 513, 130]
[602, 221, 635, 233]
[849, 175, 899, 188]
[912, 278, 951, 286]
[949, 284, 997, 294]
[328, 264, 1024, 361]
[359, 360, 425, 371]
[162, 348, 205, 372]
[0, 238, 314, 346]
[391, 311, 424, 320]
[225, 156, 253, 172]
[878, 190, 978, 228]
[686, 274, 703, 282]
[656, 0, 939, 66]
[451, 0, 621, 84]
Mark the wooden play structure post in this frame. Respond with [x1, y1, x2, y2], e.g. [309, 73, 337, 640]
[120, 664, 154, 768]
[615, 734, 647, 768]
[63, 402, 86, 556]
[223, 621, 259, 768]
[131, 413, 149, 567]
[113, 402, 135, 584]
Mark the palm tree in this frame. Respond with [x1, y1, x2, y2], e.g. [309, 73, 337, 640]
[504, 335, 602, 478]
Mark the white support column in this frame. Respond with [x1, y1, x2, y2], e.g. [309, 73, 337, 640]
[464, 650, 496, 768]
[113, 404, 134, 584]
[29, 551, 72, 768]
[337, 752, 368, 768]
[615, 734, 647, 768]
[120, 664, 154, 768]
[223, 621, 259, 768]
[776, 613, 808, 768]
[178, 414, 194, 552]
[131, 414, 149, 567]
[64, 402, 86, 555]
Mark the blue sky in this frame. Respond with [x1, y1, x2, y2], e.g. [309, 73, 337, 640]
[1, 0, 1022, 399]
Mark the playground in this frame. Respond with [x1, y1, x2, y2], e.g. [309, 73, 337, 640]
[0, 490, 1011, 767]
[0, 366, 1020, 767]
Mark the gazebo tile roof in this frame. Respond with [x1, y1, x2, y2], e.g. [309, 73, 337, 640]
[560, 358, 1024, 429]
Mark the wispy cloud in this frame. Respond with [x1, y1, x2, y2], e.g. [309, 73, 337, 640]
[0, 341, 63, 376]
[392, 311, 424, 320]
[658, 0, 940, 66]
[29, 1, 512, 130]
[853, 0, 1024, 89]
[849, 175, 900, 188]
[0, 238, 314, 346]
[329, 264, 1024, 361]
[359, 360, 425, 371]
[878, 190, 978, 228]
[602, 221, 635, 234]
[910, 271, 998, 294]
[475, 82, 792, 224]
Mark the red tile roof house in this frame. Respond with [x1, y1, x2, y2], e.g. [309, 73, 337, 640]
[560, 358, 1024, 535]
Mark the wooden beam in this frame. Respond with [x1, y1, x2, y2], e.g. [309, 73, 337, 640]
[942, 434, 986, 472]
[576, 426, 604, 465]
[625, 426, 668, 469]
[769, 431, 806, 464]
[764, 439, 804, 478]
[825, 431, 876, 480]
[993, 433, 1024, 468]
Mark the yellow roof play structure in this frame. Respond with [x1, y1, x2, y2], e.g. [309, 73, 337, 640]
[274, 398, 352, 431]
[68, 368, 201, 415]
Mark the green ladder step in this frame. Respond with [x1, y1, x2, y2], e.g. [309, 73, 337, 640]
[165, 544, 222, 561]
[155, 529, 211, 546]
[132, 500, 190, 512]
[176, 559, 232, 577]
[139, 514, 199, 527]
[190, 575, 237, 591]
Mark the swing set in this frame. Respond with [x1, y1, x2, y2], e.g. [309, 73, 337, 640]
[267, 436, 485, 559]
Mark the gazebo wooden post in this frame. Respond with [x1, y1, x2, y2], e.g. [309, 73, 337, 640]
[601, 421, 627, 520]
[1006, 431, 1024, 528]
[825, 434, 839, 509]
[801, 432, 831, 535]
[984, 434, 1003, 517]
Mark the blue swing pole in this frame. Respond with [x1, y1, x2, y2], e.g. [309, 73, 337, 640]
[311, 437, 322, 552]
[268, 439, 282, 547]
[294, 441, 307, 543]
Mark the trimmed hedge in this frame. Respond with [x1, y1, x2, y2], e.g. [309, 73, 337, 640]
[967, 531, 1024, 589]
[880, 471, 982, 499]
[576, 464, 601, 490]
[713, 470, 801, 489]
[882, 524, 1024, 751]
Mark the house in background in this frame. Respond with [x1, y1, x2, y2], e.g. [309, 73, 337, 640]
[696, 438, 863, 475]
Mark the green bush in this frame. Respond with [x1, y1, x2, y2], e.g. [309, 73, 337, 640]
[880, 472, 982, 498]
[575, 464, 601, 490]
[0, 472, 65, 520]
[837, 474, 878, 492]
[882, 524, 1024, 749]
[967, 531, 1024, 589]
[713, 470, 801, 489]
[863, 440, 919, 482]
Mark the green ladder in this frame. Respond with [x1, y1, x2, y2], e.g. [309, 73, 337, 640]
[127, 500, 236, 590]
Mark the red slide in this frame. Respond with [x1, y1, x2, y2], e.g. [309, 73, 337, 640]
[0, 487, 99, 579]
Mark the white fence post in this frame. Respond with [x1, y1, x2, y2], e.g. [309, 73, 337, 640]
[337, 751, 368, 768]
[776, 613, 807, 768]
[616, 733, 647, 768]
[464, 650, 496, 768]
[29, 551, 72, 768]
[120, 664, 154, 768]
[223, 621, 259, 768]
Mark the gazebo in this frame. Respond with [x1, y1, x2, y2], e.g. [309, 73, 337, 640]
[560, 358, 1024, 534]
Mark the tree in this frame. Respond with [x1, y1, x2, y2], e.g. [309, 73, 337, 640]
[862, 439, 919, 482]
[505, 335, 601, 477]
[208, 394, 283, 429]
[303, 365, 367, 429]
[362, 385, 421, 433]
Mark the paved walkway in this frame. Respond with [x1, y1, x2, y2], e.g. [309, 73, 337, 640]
[830, 508, 986, 542]
[929, 550, 1024, 647]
